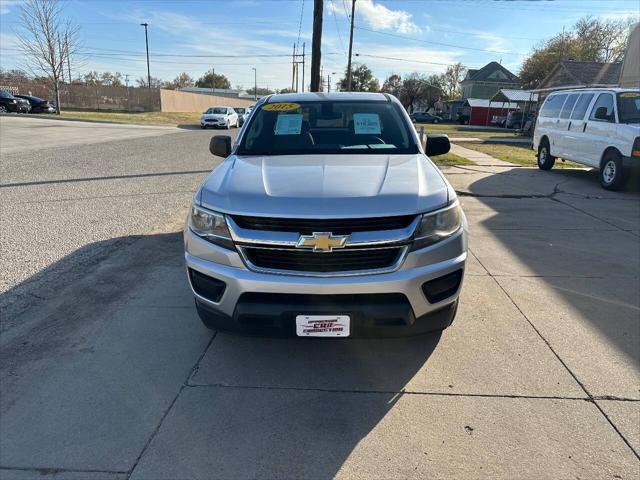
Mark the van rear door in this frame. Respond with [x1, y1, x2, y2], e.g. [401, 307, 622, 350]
[556, 93, 579, 157]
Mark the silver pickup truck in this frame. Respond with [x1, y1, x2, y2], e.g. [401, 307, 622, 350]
[184, 92, 467, 337]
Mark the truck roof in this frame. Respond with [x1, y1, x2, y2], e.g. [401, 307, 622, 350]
[264, 92, 390, 103]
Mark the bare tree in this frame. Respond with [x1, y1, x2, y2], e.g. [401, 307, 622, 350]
[16, 0, 81, 114]
[440, 62, 466, 99]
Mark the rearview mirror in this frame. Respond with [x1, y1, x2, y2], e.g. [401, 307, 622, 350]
[594, 106, 613, 122]
[209, 135, 232, 157]
[425, 134, 450, 157]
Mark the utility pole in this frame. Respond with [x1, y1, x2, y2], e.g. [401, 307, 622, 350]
[292, 43, 296, 91]
[124, 74, 130, 87]
[63, 33, 72, 84]
[252, 67, 257, 100]
[310, 0, 323, 92]
[302, 42, 306, 92]
[211, 67, 215, 94]
[140, 22, 151, 88]
[327, 74, 331, 92]
[346, 0, 356, 91]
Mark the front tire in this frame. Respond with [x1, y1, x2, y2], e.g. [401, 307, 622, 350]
[600, 151, 625, 190]
[537, 139, 555, 170]
[0, 105, 7, 113]
[225, 120, 230, 129]
[433, 119, 439, 124]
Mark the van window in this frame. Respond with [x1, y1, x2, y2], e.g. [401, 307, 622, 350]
[540, 94, 567, 118]
[559, 94, 579, 119]
[589, 93, 615, 122]
[570, 93, 595, 120]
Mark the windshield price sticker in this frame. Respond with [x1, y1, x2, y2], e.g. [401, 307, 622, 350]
[275, 114, 303, 135]
[262, 102, 300, 112]
[619, 92, 640, 98]
[353, 113, 381, 135]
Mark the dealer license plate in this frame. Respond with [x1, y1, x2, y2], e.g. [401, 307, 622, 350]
[295, 315, 350, 337]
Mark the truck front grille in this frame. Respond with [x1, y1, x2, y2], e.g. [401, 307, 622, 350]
[231, 214, 416, 235]
[241, 246, 405, 274]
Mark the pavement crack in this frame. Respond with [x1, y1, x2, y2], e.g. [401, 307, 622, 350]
[184, 383, 590, 401]
[127, 332, 217, 479]
[0, 465, 127, 475]
[456, 191, 551, 199]
[469, 248, 640, 461]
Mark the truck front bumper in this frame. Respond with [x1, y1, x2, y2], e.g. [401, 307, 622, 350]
[184, 227, 467, 337]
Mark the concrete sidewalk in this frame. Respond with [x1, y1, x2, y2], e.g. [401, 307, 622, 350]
[450, 143, 515, 167]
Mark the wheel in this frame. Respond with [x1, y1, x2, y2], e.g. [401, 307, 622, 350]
[200, 125, 206, 129]
[0, 105, 7, 113]
[225, 120, 230, 129]
[537, 139, 555, 170]
[433, 119, 439, 124]
[600, 150, 625, 190]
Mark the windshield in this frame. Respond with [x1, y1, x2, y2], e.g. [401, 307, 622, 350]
[235, 108, 246, 114]
[0, 90, 14, 99]
[237, 100, 418, 156]
[617, 92, 640, 124]
[206, 107, 227, 114]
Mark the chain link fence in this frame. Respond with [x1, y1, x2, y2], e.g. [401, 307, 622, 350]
[0, 82, 161, 112]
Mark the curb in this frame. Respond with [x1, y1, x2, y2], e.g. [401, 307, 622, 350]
[0, 112, 179, 129]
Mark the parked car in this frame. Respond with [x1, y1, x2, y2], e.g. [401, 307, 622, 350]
[533, 88, 640, 190]
[456, 112, 470, 125]
[233, 107, 249, 126]
[200, 106, 239, 129]
[505, 111, 533, 129]
[0, 90, 31, 113]
[410, 111, 443, 124]
[185, 92, 467, 337]
[14, 94, 56, 113]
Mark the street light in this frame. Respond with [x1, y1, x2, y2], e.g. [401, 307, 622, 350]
[251, 67, 257, 100]
[140, 22, 151, 88]
[327, 72, 337, 92]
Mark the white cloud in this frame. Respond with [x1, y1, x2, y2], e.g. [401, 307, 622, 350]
[471, 32, 511, 54]
[0, 0, 21, 15]
[329, 0, 420, 34]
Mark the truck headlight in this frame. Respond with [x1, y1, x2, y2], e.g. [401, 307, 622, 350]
[412, 201, 462, 250]
[189, 204, 234, 249]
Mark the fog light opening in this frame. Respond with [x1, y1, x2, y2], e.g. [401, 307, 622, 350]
[189, 269, 226, 303]
[422, 270, 463, 303]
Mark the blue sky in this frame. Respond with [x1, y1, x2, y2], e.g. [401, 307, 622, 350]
[1, 0, 638, 90]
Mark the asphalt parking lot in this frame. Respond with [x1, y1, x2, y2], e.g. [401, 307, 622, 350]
[1, 116, 639, 479]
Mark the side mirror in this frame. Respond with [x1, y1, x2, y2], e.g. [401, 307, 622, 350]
[209, 135, 232, 157]
[594, 106, 613, 122]
[425, 134, 450, 157]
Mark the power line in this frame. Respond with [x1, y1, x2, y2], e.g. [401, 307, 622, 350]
[354, 25, 527, 56]
[295, 0, 305, 52]
[329, 0, 347, 55]
[355, 52, 481, 69]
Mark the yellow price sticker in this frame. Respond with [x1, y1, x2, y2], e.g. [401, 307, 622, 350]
[262, 102, 300, 111]
[619, 92, 640, 98]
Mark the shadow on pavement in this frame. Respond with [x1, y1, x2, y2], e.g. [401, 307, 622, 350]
[1, 229, 442, 477]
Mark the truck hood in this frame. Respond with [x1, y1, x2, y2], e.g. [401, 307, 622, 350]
[199, 154, 450, 218]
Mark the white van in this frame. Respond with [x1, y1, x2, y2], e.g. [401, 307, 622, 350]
[533, 88, 640, 190]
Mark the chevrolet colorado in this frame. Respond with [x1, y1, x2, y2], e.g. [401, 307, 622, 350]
[184, 92, 467, 337]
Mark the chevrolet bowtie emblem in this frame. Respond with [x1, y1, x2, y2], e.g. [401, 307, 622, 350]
[297, 232, 349, 252]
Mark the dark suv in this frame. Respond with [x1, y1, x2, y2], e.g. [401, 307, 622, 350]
[0, 90, 31, 113]
[410, 111, 443, 124]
